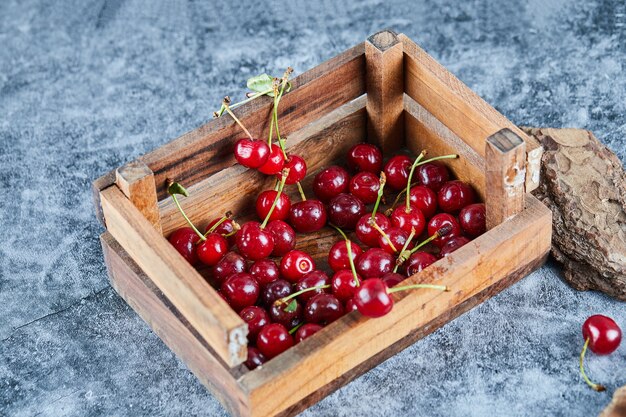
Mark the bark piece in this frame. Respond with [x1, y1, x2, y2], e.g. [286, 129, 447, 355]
[599, 385, 626, 417]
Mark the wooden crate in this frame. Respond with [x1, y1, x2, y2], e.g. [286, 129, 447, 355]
[93, 30, 552, 417]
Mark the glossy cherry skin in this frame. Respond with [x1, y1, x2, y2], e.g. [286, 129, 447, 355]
[236, 221, 274, 261]
[438, 180, 477, 214]
[270, 299, 303, 329]
[280, 250, 315, 283]
[249, 259, 280, 287]
[295, 323, 323, 343]
[213, 251, 247, 286]
[427, 213, 462, 248]
[289, 200, 327, 233]
[384, 155, 412, 191]
[328, 193, 366, 230]
[312, 165, 350, 202]
[582, 315, 622, 355]
[281, 155, 307, 185]
[405, 252, 438, 276]
[378, 227, 413, 255]
[258, 144, 285, 175]
[261, 279, 292, 307]
[353, 278, 393, 318]
[220, 273, 260, 312]
[328, 240, 363, 272]
[417, 162, 449, 192]
[304, 293, 345, 325]
[265, 220, 296, 256]
[349, 171, 380, 204]
[239, 306, 270, 342]
[234, 138, 270, 169]
[381, 272, 405, 288]
[390, 206, 426, 236]
[206, 218, 237, 247]
[245, 346, 266, 370]
[347, 143, 383, 174]
[345, 298, 358, 312]
[197, 233, 228, 266]
[459, 203, 486, 238]
[256, 323, 294, 359]
[256, 190, 291, 222]
[331, 270, 362, 302]
[356, 213, 391, 248]
[439, 236, 470, 258]
[295, 270, 330, 303]
[409, 186, 438, 219]
[356, 248, 395, 279]
[168, 227, 199, 265]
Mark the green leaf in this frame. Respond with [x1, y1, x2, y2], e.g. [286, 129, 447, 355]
[284, 299, 298, 313]
[247, 74, 275, 97]
[167, 182, 189, 197]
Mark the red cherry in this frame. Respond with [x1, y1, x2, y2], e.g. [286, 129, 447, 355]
[328, 193, 366, 230]
[356, 213, 391, 247]
[353, 278, 393, 318]
[280, 250, 315, 282]
[439, 236, 470, 257]
[196, 233, 228, 266]
[245, 346, 266, 370]
[582, 315, 622, 355]
[349, 172, 380, 204]
[384, 155, 412, 191]
[258, 144, 285, 175]
[345, 298, 358, 312]
[220, 272, 260, 311]
[295, 323, 323, 343]
[331, 270, 362, 301]
[270, 299, 303, 329]
[312, 165, 350, 202]
[381, 272, 405, 288]
[409, 186, 438, 219]
[289, 200, 327, 233]
[356, 248, 395, 279]
[213, 251, 247, 286]
[281, 155, 307, 185]
[390, 206, 426, 236]
[256, 323, 294, 359]
[427, 213, 462, 248]
[378, 227, 413, 255]
[295, 270, 330, 303]
[304, 293, 345, 325]
[416, 162, 449, 192]
[249, 259, 280, 286]
[236, 221, 274, 261]
[405, 252, 437, 276]
[459, 203, 486, 237]
[346, 143, 383, 174]
[261, 279, 292, 307]
[438, 180, 477, 214]
[256, 190, 291, 222]
[265, 220, 296, 256]
[239, 306, 269, 342]
[168, 227, 199, 265]
[328, 240, 363, 272]
[206, 218, 237, 247]
[234, 138, 270, 169]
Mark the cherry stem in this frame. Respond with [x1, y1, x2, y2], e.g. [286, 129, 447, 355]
[580, 338, 606, 392]
[204, 211, 232, 236]
[272, 69, 292, 160]
[288, 323, 304, 335]
[397, 225, 453, 265]
[369, 219, 398, 253]
[330, 224, 360, 287]
[261, 169, 289, 229]
[167, 181, 206, 242]
[386, 182, 418, 216]
[214, 88, 274, 117]
[274, 284, 331, 307]
[222, 223, 240, 238]
[222, 97, 254, 140]
[370, 172, 387, 221]
[393, 228, 416, 273]
[405, 150, 427, 211]
[388, 283, 449, 294]
[296, 181, 307, 201]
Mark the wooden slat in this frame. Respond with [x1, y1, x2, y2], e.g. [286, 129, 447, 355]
[365, 30, 404, 153]
[158, 96, 367, 237]
[100, 185, 248, 367]
[100, 232, 249, 415]
[404, 94, 486, 201]
[240, 195, 551, 417]
[92, 169, 116, 226]
[116, 160, 162, 233]
[141, 44, 366, 200]
[399, 34, 542, 192]
[485, 129, 526, 229]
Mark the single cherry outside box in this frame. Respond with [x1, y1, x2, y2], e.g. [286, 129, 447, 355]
[92, 30, 552, 417]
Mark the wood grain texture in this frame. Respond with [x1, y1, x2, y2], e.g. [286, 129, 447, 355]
[365, 30, 404, 153]
[398, 33, 542, 193]
[485, 128, 526, 230]
[115, 160, 161, 232]
[599, 386, 626, 417]
[92, 168, 116, 226]
[141, 44, 366, 200]
[100, 185, 248, 367]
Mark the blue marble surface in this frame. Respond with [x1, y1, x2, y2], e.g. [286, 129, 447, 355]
[1, 0, 625, 416]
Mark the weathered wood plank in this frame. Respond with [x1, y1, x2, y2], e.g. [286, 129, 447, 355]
[116, 160, 162, 232]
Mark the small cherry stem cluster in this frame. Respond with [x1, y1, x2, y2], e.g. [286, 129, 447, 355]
[395, 224, 453, 270]
[392, 228, 417, 272]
